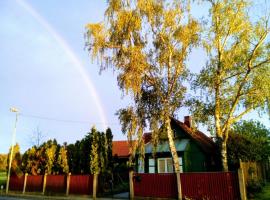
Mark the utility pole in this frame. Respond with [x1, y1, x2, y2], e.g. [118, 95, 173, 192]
[6, 107, 19, 194]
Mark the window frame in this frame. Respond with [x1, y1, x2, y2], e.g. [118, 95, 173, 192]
[148, 158, 155, 173]
[157, 158, 173, 173]
[157, 157, 183, 173]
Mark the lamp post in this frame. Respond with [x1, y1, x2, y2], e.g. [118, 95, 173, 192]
[6, 107, 19, 194]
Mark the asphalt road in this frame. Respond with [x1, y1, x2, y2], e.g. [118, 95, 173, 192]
[0, 197, 28, 200]
[0, 191, 128, 200]
[0, 195, 125, 200]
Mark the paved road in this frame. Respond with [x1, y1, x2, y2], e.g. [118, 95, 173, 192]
[0, 197, 118, 200]
[0, 195, 126, 200]
[0, 197, 28, 200]
[0, 191, 128, 200]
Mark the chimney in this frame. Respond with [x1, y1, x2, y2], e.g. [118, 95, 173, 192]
[184, 116, 191, 128]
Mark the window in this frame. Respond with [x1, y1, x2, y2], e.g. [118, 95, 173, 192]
[138, 159, 144, 173]
[158, 159, 166, 173]
[149, 158, 155, 173]
[178, 157, 183, 173]
[167, 158, 173, 173]
[157, 157, 183, 173]
[158, 158, 173, 173]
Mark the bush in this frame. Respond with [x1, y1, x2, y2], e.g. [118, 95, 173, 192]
[247, 179, 263, 196]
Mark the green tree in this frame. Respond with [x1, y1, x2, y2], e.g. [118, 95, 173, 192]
[67, 141, 81, 174]
[0, 154, 7, 172]
[90, 127, 100, 175]
[105, 128, 113, 171]
[44, 140, 57, 174]
[80, 134, 92, 174]
[22, 139, 67, 175]
[86, 0, 200, 180]
[57, 145, 69, 174]
[227, 120, 270, 165]
[21, 146, 38, 175]
[7, 143, 22, 176]
[189, 0, 270, 171]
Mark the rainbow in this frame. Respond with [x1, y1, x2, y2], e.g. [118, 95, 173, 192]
[16, 0, 108, 130]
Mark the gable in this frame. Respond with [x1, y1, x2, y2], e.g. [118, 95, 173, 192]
[171, 118, 217, 154]
[145, 139, 190, 154]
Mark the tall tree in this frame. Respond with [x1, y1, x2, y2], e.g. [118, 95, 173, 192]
[67, 141, 82, 174]
[57, 145, 69, 174]
[105, 128, 113, 172]
[21, 146, 39, 175]
[86, 0, 199, 178]
[90, 127, 100, 175]
[227, 120, 270, 165]
[0, 154, 7, 172]
[7, 143, 22, 176]
[189, 0, 270, 171]
[45, 140, 57, 174]
[79, 134, 92, 174]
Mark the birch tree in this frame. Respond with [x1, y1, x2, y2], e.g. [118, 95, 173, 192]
[190, 0, 270, 171]
[86, 0, 199, 176]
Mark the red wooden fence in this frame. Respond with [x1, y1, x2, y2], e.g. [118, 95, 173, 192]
[9, 174, 93, 195]
[9, 175, 24, 191]
[134, 173, 178, 198]
[69, 175, 93, 195]
[46, 175, 66, 193]
[134, 172, 240, 200]
[181, 172, 240, 200]
[26, 175, 43, 192]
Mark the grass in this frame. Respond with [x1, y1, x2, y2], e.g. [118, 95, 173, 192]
[0, 171, 6, 188]
[253, 182, 270, 200]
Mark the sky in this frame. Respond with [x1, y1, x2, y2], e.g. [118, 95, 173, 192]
[0, 0, 269, 154]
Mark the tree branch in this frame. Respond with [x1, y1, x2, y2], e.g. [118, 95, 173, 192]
[231, 106, 254, 124]
[221, 30, 269, 133]
[222, 58, 270, 82]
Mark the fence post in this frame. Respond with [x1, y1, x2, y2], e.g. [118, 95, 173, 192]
[93, 174, 98, 200]
[176, 172, 182, 200]
[129, 170, 134, 200]
[66, 173, 71, 196]
[23, 173, 28, 194]
[42, 173, 47, 195]
[238, 161, 247, 200]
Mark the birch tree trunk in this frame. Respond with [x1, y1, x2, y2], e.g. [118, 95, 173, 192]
[165, 117, 182, 200]
[221, 140, 228, 171]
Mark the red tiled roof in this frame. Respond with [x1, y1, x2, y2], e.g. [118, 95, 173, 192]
[171, 117, 216, 154]
[112, 141, 130, 158]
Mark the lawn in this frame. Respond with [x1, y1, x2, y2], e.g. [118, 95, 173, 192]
[253, 182, 270, 200]
[0, 171, 6, 188]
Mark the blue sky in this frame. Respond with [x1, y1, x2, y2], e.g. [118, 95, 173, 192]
[0, 0, 129, 153]
[0, 0, 269, 153]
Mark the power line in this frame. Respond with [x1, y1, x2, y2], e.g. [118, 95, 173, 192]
[20, 113, 120, 126]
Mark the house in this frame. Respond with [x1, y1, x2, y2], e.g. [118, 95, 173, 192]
[112, 140, 130, 171]
[112, 140, 130, 160]
[137, 116, 219, 173]
[111, 141, 131, 183]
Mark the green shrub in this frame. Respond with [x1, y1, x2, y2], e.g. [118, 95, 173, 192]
[247, 179, 263, 195]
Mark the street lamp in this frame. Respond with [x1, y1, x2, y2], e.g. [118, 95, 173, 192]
[6, 107, 19, 194]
